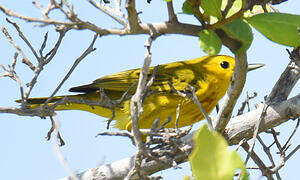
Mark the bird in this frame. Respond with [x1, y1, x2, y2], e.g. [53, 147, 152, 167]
[18, 55, 263, 131]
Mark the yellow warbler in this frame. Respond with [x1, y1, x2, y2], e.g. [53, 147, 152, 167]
[19, 55, 262, 131]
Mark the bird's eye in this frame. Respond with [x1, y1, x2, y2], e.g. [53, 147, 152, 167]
[220, 61, 229, 69]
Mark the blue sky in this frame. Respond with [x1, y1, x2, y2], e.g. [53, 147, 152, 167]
[0, 0, 299, 179]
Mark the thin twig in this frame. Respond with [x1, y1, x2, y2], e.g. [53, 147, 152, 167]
[175, 104, 181, 129]
[234, 138, 246, 151]
[245, 104, 269, 164]
[187, 84, 213, 131]
[43, 34, 98, 105]
[6, 18, 41, 62]
[286, 144, 300, 161]
[270, 128, 283, 153]
[257, 135, 276, 167]
[282, 118, 300, 150]
[39, 32, 49, 58]
[168, 82, 213, 131]
[237, 91, 257, 115]
[50, 116, 78, 180]
[96, 132, 135, 145]
[0, 52, 25, 105]
[1, 25, 35, 71]
[24, 27, 69, 101]
[242, 142, 273, 179]
[46, 116, 65, 146]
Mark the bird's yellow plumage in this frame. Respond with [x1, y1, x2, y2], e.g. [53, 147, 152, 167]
[21, 55, 236, 131]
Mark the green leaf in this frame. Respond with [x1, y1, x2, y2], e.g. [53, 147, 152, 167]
[200, 0, 222, 19]
[163, 0, 172, 2]
[221, 18, 253, 53]
[189, 124, 247, 180]
[199, 29, 222, 55]
[182, 1, 194, 15]
[246, 13, 300, 47]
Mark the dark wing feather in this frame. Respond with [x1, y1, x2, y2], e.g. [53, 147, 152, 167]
[69, 60, 205, 93]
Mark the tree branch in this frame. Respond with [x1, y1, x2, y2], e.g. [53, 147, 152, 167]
[166, 1, 178, 23]
[214, 52, 248, 133]
[125, 0, 141, 32]
[0, 5, 203, 37]
[59, 94, 300, 180]
[267, 47, 300, 103]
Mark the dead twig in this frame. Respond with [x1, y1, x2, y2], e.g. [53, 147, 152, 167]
[237, 91, 258, 116]
[46, 115, 65, 146]
[96, 131, 135, 145]
[50, 116, 78, 180]
[168, 82, 213, 131]
[1, 24, 35, 70]
[126, 32, 158, 179]
[0, 52, 25, 105]
[244, 104, 269, 164]
[43, 33, 98, 105]
[242, 141, 273, 179]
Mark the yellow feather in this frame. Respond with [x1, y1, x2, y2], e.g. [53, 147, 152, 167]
[20, 55, 235, 131]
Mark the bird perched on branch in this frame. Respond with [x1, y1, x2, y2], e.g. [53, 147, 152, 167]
[17, 55, 263, 131]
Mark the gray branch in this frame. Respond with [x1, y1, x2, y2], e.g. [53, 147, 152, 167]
[59, 94, 300, 180]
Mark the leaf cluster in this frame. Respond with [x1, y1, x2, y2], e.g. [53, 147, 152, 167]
[181, 0, 300, 54]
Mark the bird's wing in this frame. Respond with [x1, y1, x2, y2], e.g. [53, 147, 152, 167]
[69, 61, 205, 93]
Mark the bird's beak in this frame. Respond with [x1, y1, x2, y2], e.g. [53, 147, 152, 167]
[247, 63, 265, 72]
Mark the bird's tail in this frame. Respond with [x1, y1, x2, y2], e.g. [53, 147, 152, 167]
[15, 95, 78, 109]
[15, 93, 132, 130]
[15, 92, 116, 118]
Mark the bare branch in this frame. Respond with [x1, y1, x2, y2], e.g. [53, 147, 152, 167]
[237, 91, 257, 115]
[226, 94, 300, 145]
[24, 27, 69, 101]
[0, 5, 204, 36]
[214, 52, 248, 133]
[0, 5, 76, 27]
[57, 92, 300, 180]
[257, 135, 276, 167]
[46, 115, 65, 146]
[50, 116, 78, 180]
[188, 85, 214, 130]
[127, 33, 157, 179]
[6, 18, 41, 63]
[282, 118, 300, 150]
[244, 104, 269, 164]
[43, 34, 98, 105]
[167, 1, 178, 23]
[96, 132, 135, 145]
[125, 0, 141, 32]
[241, 141, 274, 179]
[0, 52, 24, 102]
[1, 26, 35, 71]
[286, 144, 300, 161]
[267, 47, 300, 103]
[167, 82, 213, 130]
[32, 1, 57, 19]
